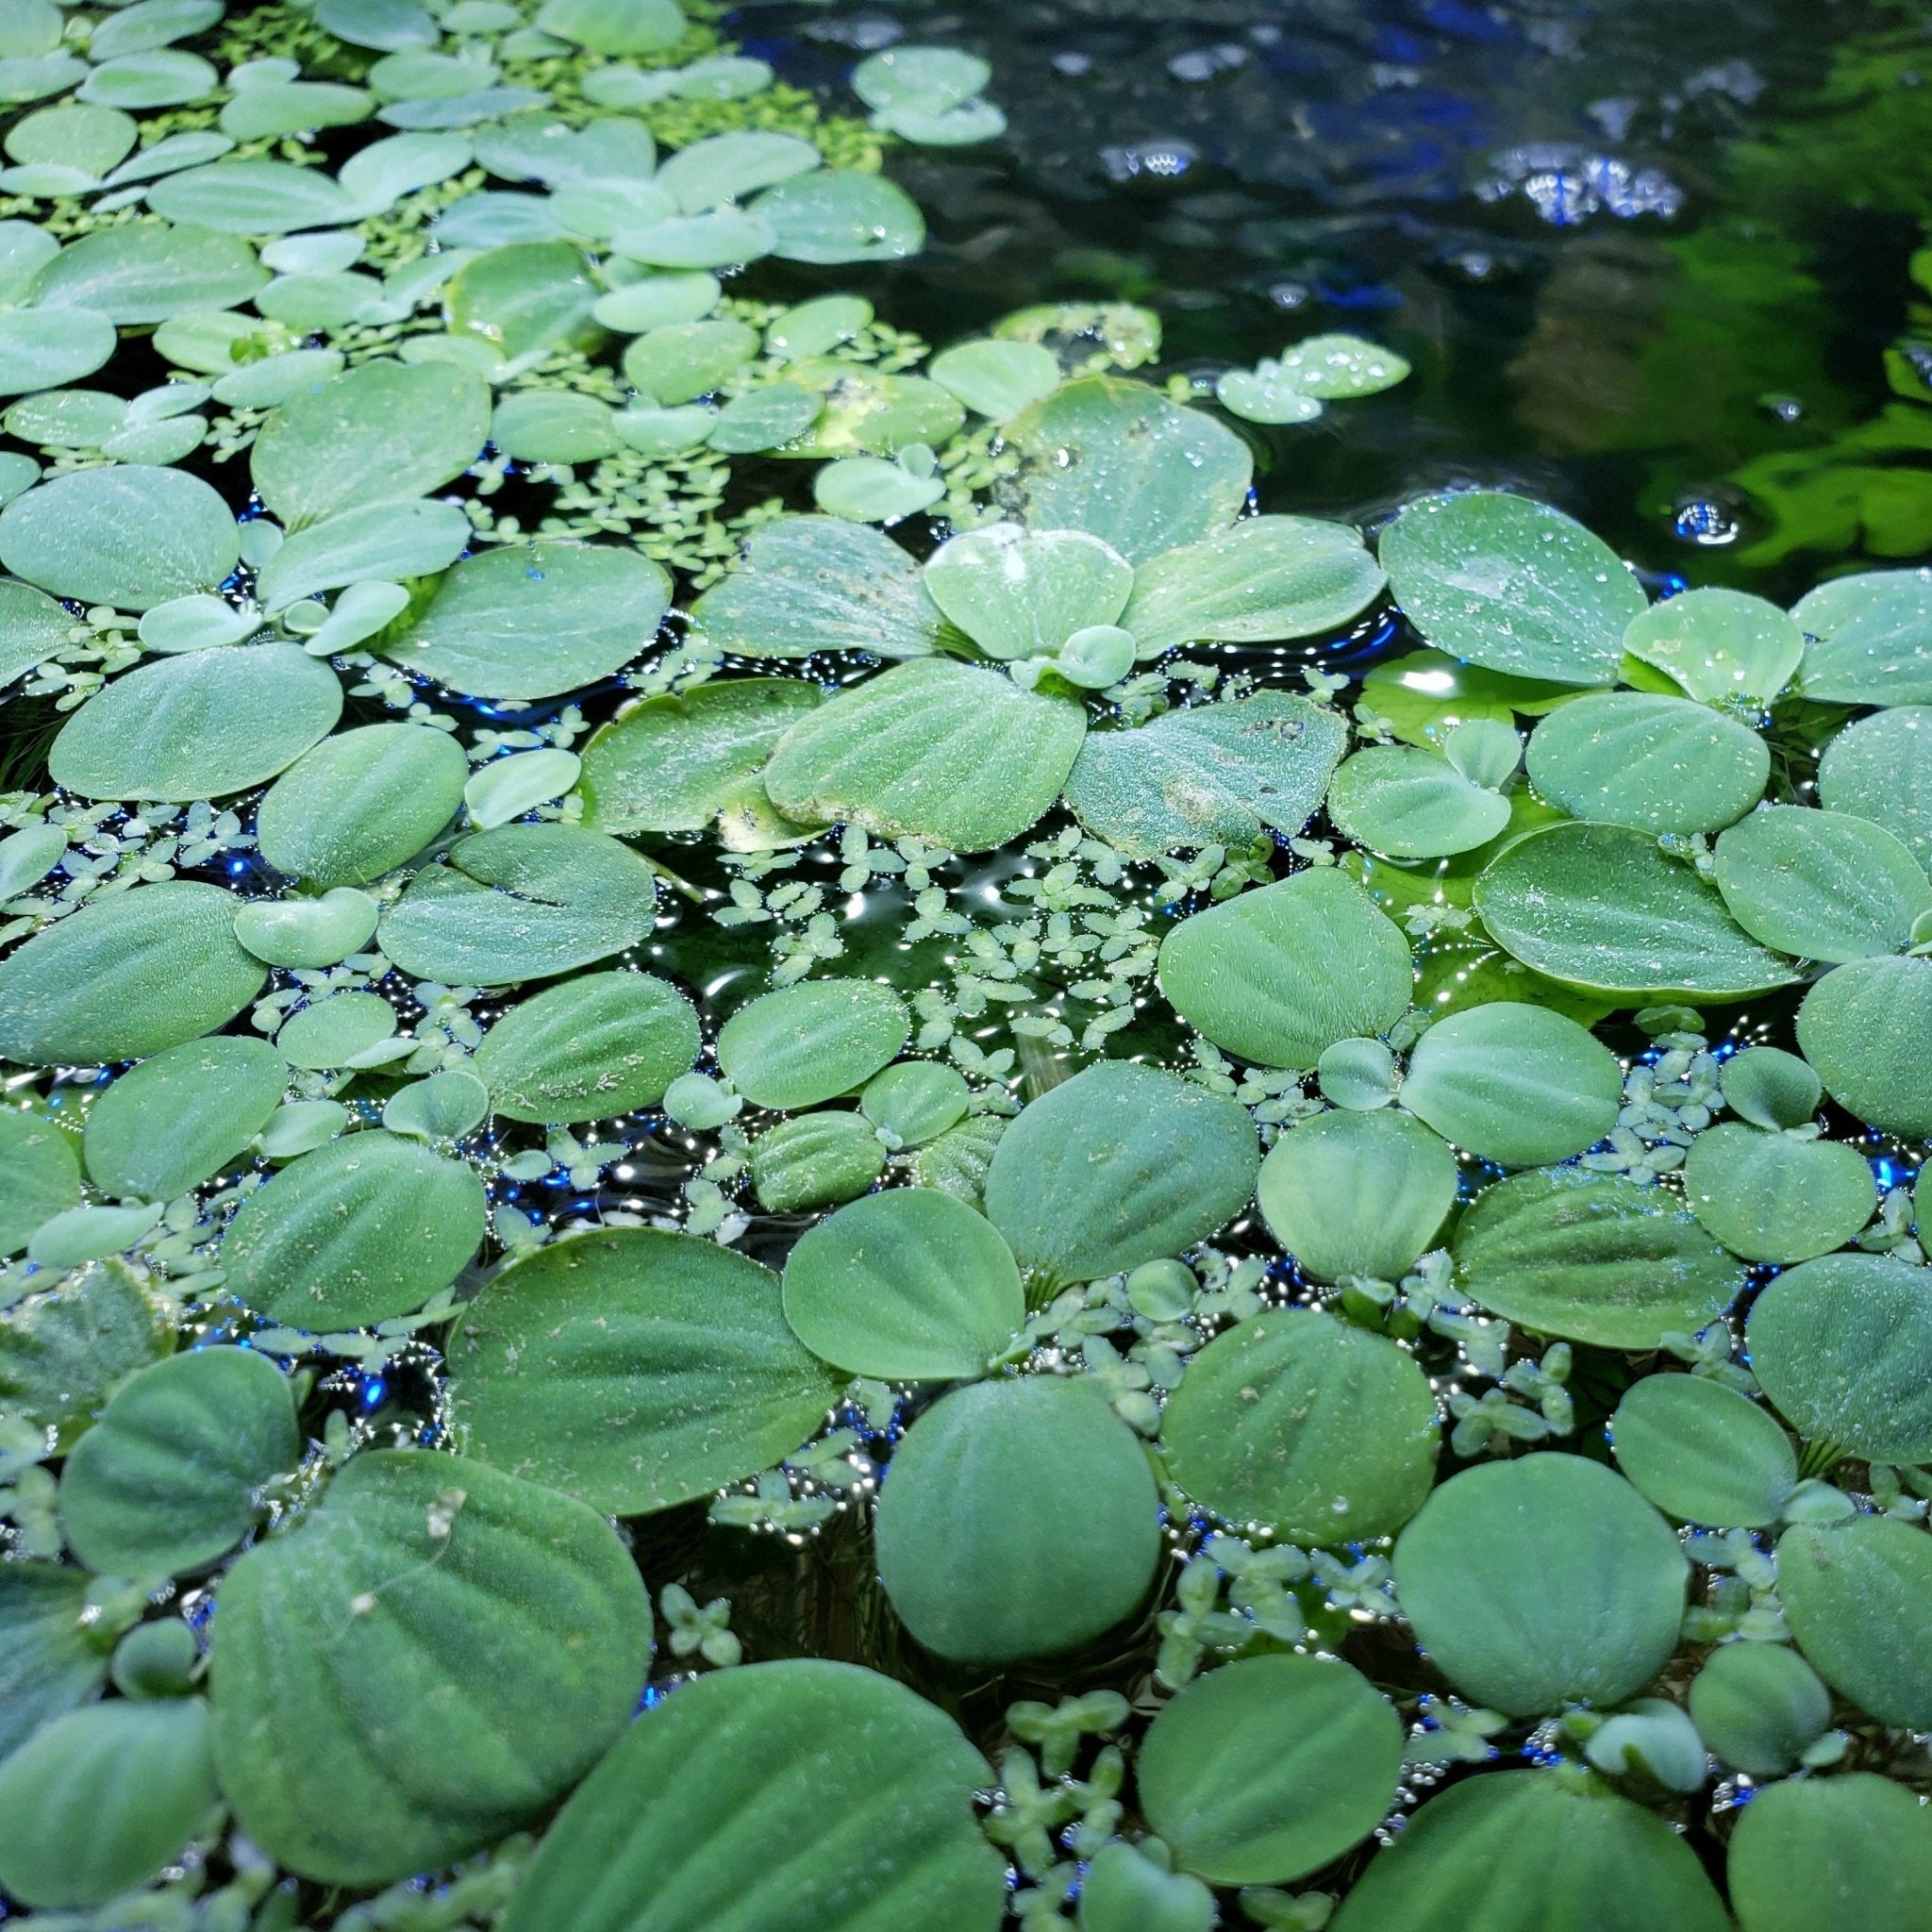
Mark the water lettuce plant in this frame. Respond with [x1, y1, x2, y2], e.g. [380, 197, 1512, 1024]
[0, 3, 1927, 1931]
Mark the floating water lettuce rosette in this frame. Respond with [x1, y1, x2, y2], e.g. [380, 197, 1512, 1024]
[0, 2, 1925, 1929]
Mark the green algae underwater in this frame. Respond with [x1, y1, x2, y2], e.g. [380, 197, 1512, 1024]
[0, 1, 1930, 1928]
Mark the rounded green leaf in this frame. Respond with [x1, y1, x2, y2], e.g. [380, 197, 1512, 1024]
[0, 464, 237, 610]
[0, 1697, 217, 1910]
[1392, 1456, 1687, 1714]
[1329, 1773, 1727, 1932]
[49, 644, 341, 802]
[0, 1564, 108, 1757]
[0, 574, 70, 684]
[577, 677, 823, 837]
[376, 824, 658, 984]
[874, 1374, 1159, 1665]
[716, 976, 909, 1110]
[224, 1129, 485, 1329]
[1777, 1516, 1932, 1729]
[860, 1058, 969, 1148]
[1525, 692, 1768, 834]
[1688, 1642, 1831, 1776]
[1401, 1001, 1620, 1167]
[1474, 822, 1800, 997]
[211, 1449, 649, 1885]
[255, 499, 475, 611]
[235, 886, 381, 970]
[1326, 745, 1513, 858]
[1380, 491, 1646, 686]
[1255, 1107, 1456, 1283]
[1138, 1654, 1402, 1885]
[1452, 1167, 1742, 1349]
[1818, 705, 1932, 871]
[448, 1228, 841, 1515]
[257, 722, 467, 887]
[1609, 1374, 1796, 1527]
[755, 170, 924, 264]
[0, 1108, 77, 1255]
[1681, 1123, 1874, 1264]
[1078, 1843, 1215, 1932]
[1747, 1252, 1932, 1464]
[1720, 1044, 1822, 1130]
[1623, 585, 1804, 706]
[382, 541, 672, 701]
[84, 1036, 286, 1202]
[0, 1259, 174, 1448]
[27, 223, 265, 323]
[0, 882, 265, 1065]
[750, 1109, 887, 1212]
[1065, 691, 1347, 858]
[0, 305, 116, 395]
[764, 658, 1086, 853]
[58, 1346, 299, 1577]
[1713, 805, 1932, 962]
[924, 523, 1132, 661]
[1729, 1773, 1932, 1932]
[1162, 1307, 1438, 1543]
[1008, 375, 1252, 565]
[497, 1660, 1004, 1932]
[147, 157, 357, 233]
[1158, 869, 1414, 1070]
[1795, 953, 1932, 1137]
[1793, 568, 1932, 706]
[781, 1186, 1024, 1378]
[928, 337, 1059, 420]
[622, 316, 758, 402]
[984, 1059, 1258, 1283]
[471, 970, 698, 1124]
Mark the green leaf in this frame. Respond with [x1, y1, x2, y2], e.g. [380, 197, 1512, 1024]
[257, 721, 467, 886]
[1138, 1655, 1401, 1885]
[1078, 1844, 1215, 1932]
[1713, 805, 1932, 961]
[536, 0, 686, 54]
[984, 1059, 1258, 1282]
[0, 882, 266, 1064]
[376, 824, 658, 983]
[1326, 745, 1513, 858]
[706, 381, 820, 455]
[445, 239, 599, 363]
[716, 976, 909, 1110]
[611, 207, 773, 272]
[381, 541, 671, 701]
[1621, 586, 1804, 705]
[1747, 1252, 1932, 1463]
[755, 170, 924, 264]
[1688, 1641, 1831, 1776]
[58, 1346, 299, 1577]
[48, 644, 341, 802]
[498, 1659, 1004, 1932]
[1793, 568, 1932, 705]
[854, 45, 990, 112]
[1818, 705, 1932, 873]
[1269, 333, 1410, 399]
[1120, 517, 1391, 660]
[764, 658, 1086, 853]
[225, 1129, 486, 1329]
[251, 358, 489, 526]
[1392, 1456, 1686, 1714]
[578, 677, 823, 838]
[471, 970, 698, 1124]
[1063, 691, 1346, 858]
[219, 78, 375, 141]
[0, 574, 70, 684]
[1728, 1773, 1932, 1932]
[491, 390, 619, 462]
[448, 1228, 841, 1514]
[750, 1108, 887, 1211]
[1008, 376, 1252, 565]
[1794, 954, 1932, 1137]
[256, 499, 473, 611]
[927, 337, 1059, 420]
[779, 358, 962, 457]
[1255, 1107, 1456, 1282]
[1454, 1167, 1742, 1349]
[591, 269, 720, 333]
[0, 1565, 107, 1758]
[149, 157, 358, 233]
[1158, 869, 1414, 1070]
[0, 1108, 77, 1255]
[1400, 1001, 1621, 1168]
[1681, 1123, 1874, 1264]
[0, 1259, 173, 1448]
[84, 1036, 286, 1202]
[1473, 822, 1801, 998]
[1329, 1774, 1727, 1932]
[861, 1059, 969, 1148]
[1609, 1374, 1796, 1527]
[27, 222, 265, 321]
[0, 464, 237, 610]
[1215, 365, 1324, 425]
[1162, 1307, 1438, 1543]
[1719, 1042, 1822, 1129]
[211, 1448, 649, 1885]
[924, 523, 1132, 661]
[1524, 692, 1769, 834]
[782, 1186, 1024, 1379]
[0, 305, 116, 395]
[0, 1698, 216, 1911]
[1777, 1515, 1932, 1729]
[688, 515, 941, 660]
[1379, 491, 1646, 686]
[874, 1374, 1159, 1664]
[1358, 647, 1576, 751]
